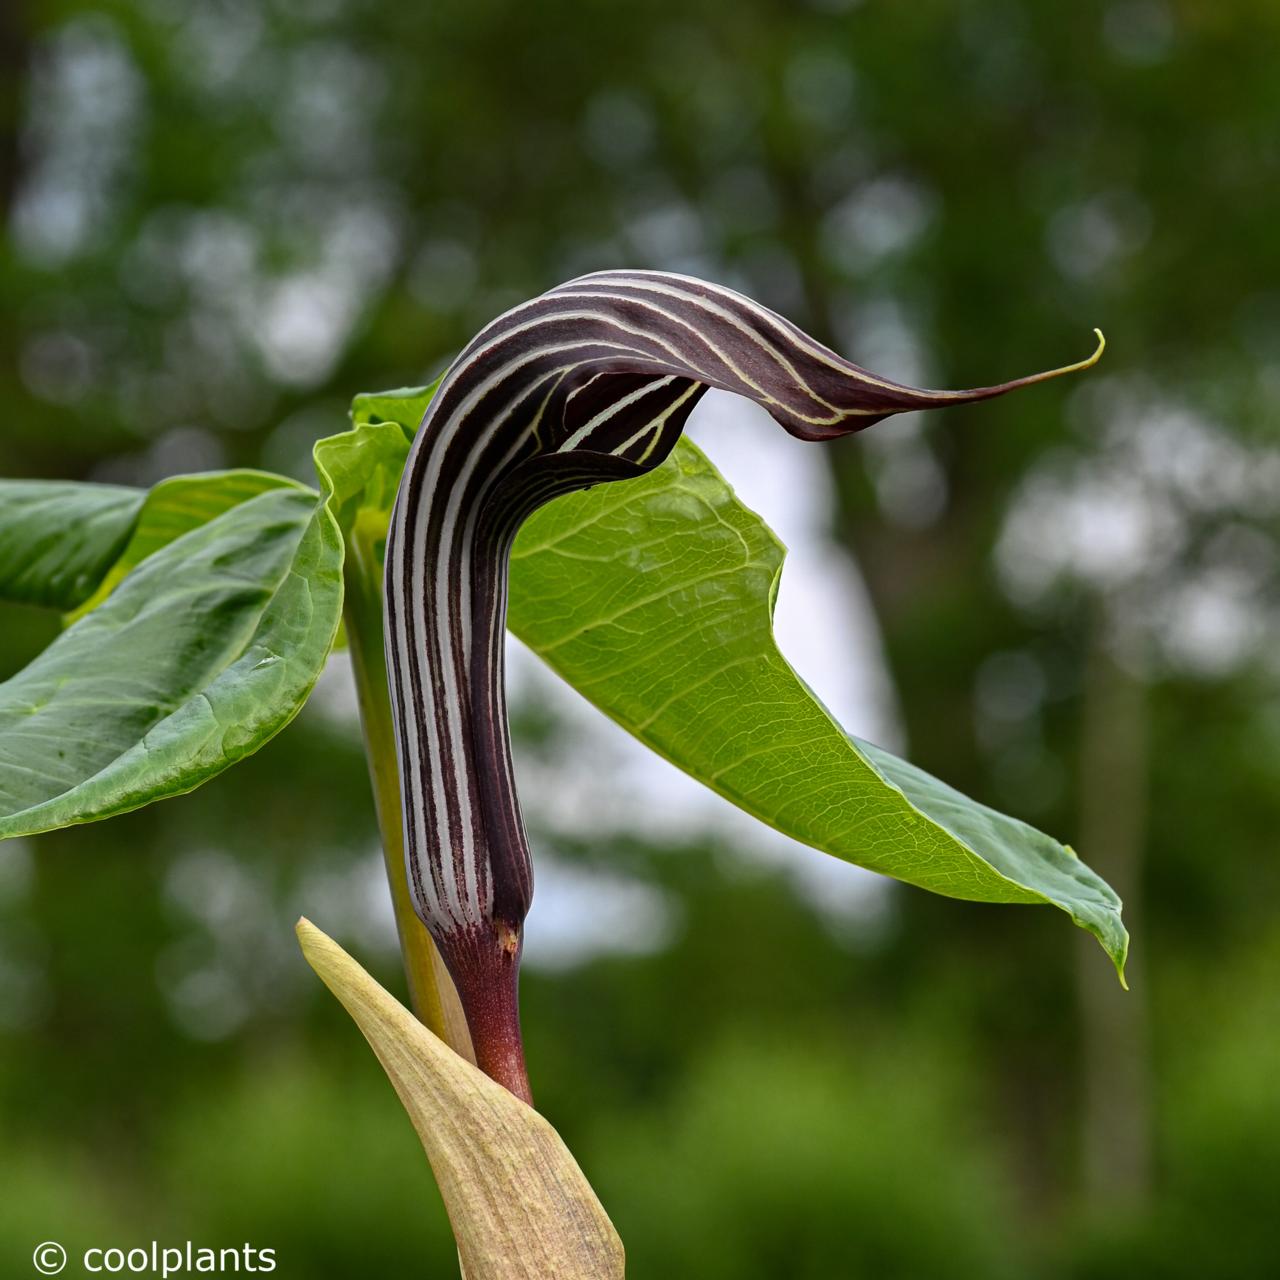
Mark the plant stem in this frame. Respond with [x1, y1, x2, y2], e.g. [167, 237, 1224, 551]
[343, 511, 474, 1062]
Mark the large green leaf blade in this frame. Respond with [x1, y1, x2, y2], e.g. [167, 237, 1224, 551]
[0, 480, 145, 610]
[0, 472, 345, 839]
[66, 470, 299, 620]
[507, 440, 1128, 977]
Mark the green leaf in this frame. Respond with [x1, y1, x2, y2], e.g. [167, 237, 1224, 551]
[350, 382, 440, 435]
[296, 917, 624, 1279]
[0, 470, 344, 839]
[67, 470, 298, 621]
[0, 381, 441, 842]
[0, 480, 145, 610]
[507, 441, 1128, 978]
[310, 379, 441, 540]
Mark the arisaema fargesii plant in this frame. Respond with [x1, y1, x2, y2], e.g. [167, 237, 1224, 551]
[0, 271, 1120, 1276]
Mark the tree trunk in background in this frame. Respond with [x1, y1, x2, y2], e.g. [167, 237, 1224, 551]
[0, 0, 28, 476]
[1075, 609, 1152, 1209]
[0, 0, 26, 218]
[763, 149, 1148, 1221]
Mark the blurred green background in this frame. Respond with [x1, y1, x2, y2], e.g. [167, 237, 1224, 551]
[2, 1, 1278, 1276]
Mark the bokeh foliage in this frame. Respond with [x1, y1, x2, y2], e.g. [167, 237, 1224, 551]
[2, 1, 1278, 1276]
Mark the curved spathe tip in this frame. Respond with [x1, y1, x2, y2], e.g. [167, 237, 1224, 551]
[961, 327, 1106, 400]
[1018, 327, 1106, 387]
[854, 328, 1105, 427]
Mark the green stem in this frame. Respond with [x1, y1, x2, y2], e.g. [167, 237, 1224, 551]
[343, 510, 474, 1061]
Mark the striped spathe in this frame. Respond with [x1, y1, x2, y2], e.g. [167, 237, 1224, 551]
[383, 268, 1103, 1098]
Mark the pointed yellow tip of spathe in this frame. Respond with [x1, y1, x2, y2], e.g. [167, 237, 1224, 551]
[1087, 327, 1106, 367]
[981, 328, 1107, 396]
[1043, 328, 1106, 381]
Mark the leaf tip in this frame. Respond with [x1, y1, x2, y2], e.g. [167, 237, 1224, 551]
[1102, 918, 1130, 989]
[1113, 937, 1130, 990]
